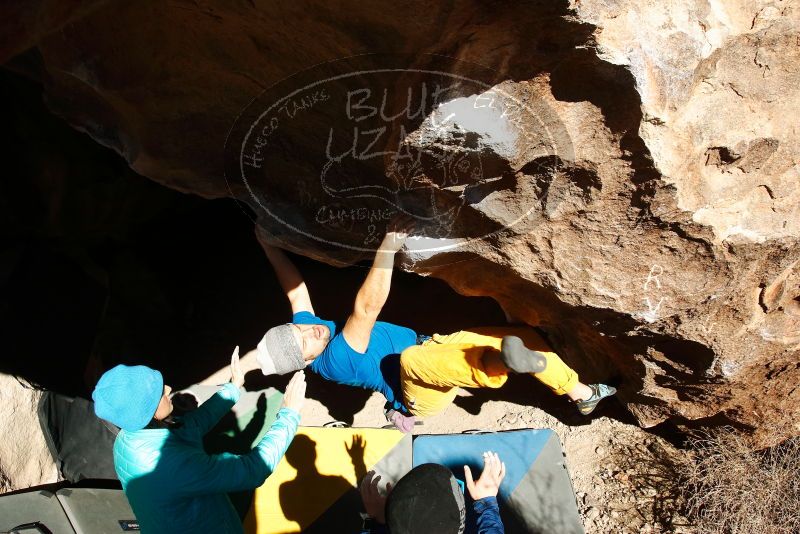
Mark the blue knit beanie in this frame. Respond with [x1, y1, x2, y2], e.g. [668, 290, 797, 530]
[92, 364, 164, 431]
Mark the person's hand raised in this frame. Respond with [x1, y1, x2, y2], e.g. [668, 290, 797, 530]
[380, 215, 415, 253]
[281, 370, 306, 413]
[230, 346, 245, 388]
[464, 451, 506, 500]
[360, 471, 392, 524]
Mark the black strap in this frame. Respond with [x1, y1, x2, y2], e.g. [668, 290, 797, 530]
[8, 522, 53, 534]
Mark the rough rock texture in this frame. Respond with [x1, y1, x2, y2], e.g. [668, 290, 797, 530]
[5, 0, 799, 444]
[0, 0, 110, 64]
[0, 374, 60, 492]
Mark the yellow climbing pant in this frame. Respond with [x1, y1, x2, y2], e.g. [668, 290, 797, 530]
[399, 327, 579, 418]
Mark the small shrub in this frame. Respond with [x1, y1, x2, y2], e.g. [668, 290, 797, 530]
[682, 427, 800, 534]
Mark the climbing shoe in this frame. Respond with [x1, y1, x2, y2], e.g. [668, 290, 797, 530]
[575, 384, 617, 415]
[500, 336, 547, 374]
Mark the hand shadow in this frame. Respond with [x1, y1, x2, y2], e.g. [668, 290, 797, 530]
[278, 434, 366, 532]
[345, 435, 368, 484]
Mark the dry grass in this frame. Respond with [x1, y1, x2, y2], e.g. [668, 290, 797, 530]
[681, 427, 800, 534]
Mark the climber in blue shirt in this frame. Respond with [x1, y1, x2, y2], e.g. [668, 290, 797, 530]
[253, 215, 421, 431]
[250, 216, 615, 431]
[289, 308, 415, 414]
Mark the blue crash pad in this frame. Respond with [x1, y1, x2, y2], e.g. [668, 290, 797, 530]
[413, 429, 584, 534]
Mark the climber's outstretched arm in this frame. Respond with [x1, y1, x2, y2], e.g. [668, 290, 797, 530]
[342, 216, 414, 353]
[263, 244, 314, 315]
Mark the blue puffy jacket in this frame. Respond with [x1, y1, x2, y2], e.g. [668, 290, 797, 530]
[113, 382, 299, 533]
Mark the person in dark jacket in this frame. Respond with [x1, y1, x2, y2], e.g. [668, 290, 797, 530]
[92, 348, 306, 534]
[359, 451, 506, 534]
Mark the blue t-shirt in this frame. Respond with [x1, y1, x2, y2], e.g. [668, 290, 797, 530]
[293, 311, 417, 411]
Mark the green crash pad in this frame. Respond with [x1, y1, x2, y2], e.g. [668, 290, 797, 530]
[55, 488, 138, 533]
[0, 490, 76, 534]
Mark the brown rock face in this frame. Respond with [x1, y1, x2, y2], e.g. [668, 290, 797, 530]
[8, 0, 799, 443]
[0, 0, 110, 63]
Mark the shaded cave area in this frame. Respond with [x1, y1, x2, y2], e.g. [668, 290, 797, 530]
[0, 69, 508, 411]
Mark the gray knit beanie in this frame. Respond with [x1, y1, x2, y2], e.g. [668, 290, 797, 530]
[256, 324, 305, 375]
